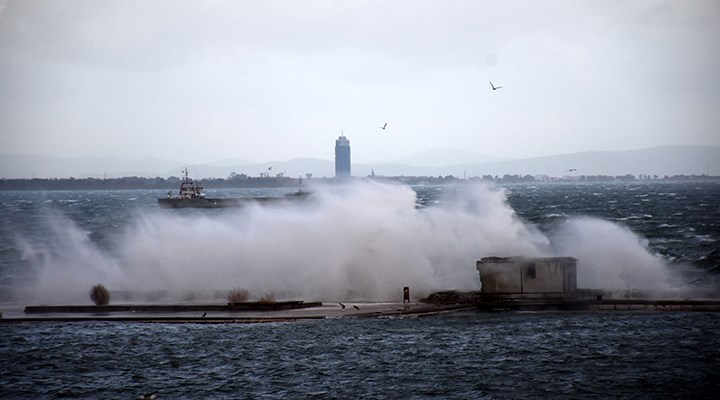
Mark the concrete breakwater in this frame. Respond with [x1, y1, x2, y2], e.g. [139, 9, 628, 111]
[23, 301, 322, 314]
[3, 293, 719, 325]
[424, 291, 720, 312]
[475, 298, 720, 312]
[0, 301, 474, 323]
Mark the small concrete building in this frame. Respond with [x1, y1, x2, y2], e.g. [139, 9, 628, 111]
[476, 256, 577, 298]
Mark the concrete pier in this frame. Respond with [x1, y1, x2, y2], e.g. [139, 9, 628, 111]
[590, 299, 720, 312]
[3, 296, 719, 325]
[23, 301, 321, 314]
[0, 301, 475, 324]
[425, 291, 720, 312]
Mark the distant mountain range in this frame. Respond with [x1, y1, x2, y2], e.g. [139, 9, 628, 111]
[389, 148, 509, 167]
[1, 145, 718, 179]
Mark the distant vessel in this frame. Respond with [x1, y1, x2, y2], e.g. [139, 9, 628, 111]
[158, 168, 312, 209]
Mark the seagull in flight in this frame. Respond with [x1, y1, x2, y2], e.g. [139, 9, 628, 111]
[352, 305, 360, 310]
[565, 168, 577, 172]
[338, 302, 346, 310]
[489, 81, 502, 91]
[380, 122, 387, 130]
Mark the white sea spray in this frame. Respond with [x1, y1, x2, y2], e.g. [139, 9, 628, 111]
[18, 181, 687, 303]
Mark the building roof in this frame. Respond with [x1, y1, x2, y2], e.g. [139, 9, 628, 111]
[478, 256, 577, 264]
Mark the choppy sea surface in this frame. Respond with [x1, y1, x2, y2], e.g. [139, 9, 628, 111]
[2, 312, 719, 399]
[1, 181, 719, 398]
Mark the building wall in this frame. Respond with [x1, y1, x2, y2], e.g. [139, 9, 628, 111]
[476, 257, 577, 295]
[335, 135, 351, 178]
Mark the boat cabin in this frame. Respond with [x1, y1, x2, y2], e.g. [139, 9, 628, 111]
[173, 168, 205, 199]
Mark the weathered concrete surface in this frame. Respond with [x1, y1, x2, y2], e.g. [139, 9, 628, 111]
[0, 302, 475, 324]
[424, 290, 720, 312]
[477, 256, 578, 295]
[23, 301, 321, 314]
[5, 295, 718, 324]
[590, 299, 720, 311]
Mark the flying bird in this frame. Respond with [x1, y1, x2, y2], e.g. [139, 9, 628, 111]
[338, 302, 346, 310]
[380, 122, 387, 130]
[201, 312, 207, 318]
[352, 305, 360, 310]
[565, 168, 577, 172]
[489, 81, 502, 91]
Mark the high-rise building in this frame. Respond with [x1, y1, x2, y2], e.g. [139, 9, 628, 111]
[335, 135, 351, 178]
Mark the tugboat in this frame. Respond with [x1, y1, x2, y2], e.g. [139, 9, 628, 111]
[158, 168, 313, 208]
[158, 168, 222, 208]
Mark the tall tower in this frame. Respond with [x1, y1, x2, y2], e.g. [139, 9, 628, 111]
[335, 134, 351, 178]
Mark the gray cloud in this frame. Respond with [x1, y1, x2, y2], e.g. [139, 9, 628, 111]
[1, 0, 718, 165]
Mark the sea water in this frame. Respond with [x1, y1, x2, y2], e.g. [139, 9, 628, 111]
[1, 181, 719, 398]
[1, 312, 719, 399]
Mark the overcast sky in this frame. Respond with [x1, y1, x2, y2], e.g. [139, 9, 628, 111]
[1, 0, 718, 165]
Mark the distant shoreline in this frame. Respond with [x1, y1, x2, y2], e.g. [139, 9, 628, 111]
[1, 174, 719, 191]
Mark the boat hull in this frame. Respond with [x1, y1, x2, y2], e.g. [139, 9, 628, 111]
[158, 193, 312, 209]
[158, 197, 242, 208]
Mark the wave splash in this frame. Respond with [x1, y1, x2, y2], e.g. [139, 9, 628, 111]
[18, 181, 682, 303]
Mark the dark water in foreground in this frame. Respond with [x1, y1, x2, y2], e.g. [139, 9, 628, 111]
[2, 312, 719, 399]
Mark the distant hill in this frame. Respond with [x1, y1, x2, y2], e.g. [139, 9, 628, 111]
[389, 148, 509, 167]
[458, 145, 720, 178]
[1, 146, 718, 179]
[0, 154, 183, 179]
[359, 145, 720, 178]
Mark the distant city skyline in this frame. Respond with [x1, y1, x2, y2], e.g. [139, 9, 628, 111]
[1, 145, 718, 180]
[1, 2, 718, 167]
